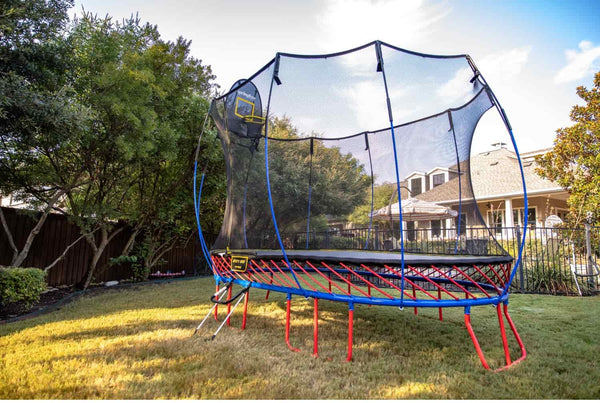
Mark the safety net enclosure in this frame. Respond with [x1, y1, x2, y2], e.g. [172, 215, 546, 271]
[194, 41, 527, 371]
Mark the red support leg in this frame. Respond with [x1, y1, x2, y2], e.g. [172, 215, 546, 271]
[226, 286, 232, 326]
[347, 273, 351, 294]
[497, 304, 511, 366]
[412, 284, 418, 315]
[328, 273, 332, 292]
[438, 288, 443, 321]
[285, 294, 300, 352]
[347, 304, 354, 362]
[465, 303, 527, 371]
[498, 303, 527, 372]
[266, 273, 273, 300]
[464, 311, 490, 370]
[241, 290, 249, 330]
[313, 298, 319, 358]
[368, 283, 371, 307]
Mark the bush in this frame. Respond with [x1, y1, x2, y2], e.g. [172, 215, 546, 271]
[0, 267, 47, 308]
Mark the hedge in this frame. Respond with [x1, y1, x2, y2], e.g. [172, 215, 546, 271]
[0, 267, 47, 308]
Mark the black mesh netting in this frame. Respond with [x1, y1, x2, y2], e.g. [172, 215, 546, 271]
[208, 41, 514, 258]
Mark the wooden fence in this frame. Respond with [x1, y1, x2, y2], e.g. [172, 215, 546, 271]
[0, 207, 212, 287]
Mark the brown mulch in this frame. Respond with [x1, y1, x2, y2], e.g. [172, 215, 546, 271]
[0, 276, 200, 324]
[0, 286, 76, 322]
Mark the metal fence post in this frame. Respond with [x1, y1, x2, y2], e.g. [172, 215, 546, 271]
[516, 225, 524, 293]
[585, 221, 595, 289]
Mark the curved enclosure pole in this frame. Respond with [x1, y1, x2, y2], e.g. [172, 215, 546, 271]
[193, 109, 215, 272]
[194, 167, 212, 265]
[448, 111, 463, 254]
[263, 54, 306, 294]
[364, 133, 375, 250]
[376, 41, 406, 303]
[467, 55, 528, 295]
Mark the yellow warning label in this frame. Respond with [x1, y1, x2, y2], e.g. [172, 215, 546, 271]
[231, 256, 249, 272]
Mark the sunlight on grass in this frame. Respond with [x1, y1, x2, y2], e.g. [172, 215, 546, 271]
[1, 277, 599, 399]
[378, 381, 445, 398]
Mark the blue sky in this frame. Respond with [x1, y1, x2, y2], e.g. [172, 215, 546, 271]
[72, 0, 600, 154]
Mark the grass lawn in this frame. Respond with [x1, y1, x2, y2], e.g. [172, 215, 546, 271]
[1, 277, 599, 399]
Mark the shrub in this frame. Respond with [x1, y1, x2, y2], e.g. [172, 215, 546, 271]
[0, 267, 47, 308]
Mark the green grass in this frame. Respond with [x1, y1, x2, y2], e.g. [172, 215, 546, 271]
[1, 277, 599, 399]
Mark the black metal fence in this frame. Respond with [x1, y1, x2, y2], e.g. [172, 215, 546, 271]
[276, 225, 600, 296]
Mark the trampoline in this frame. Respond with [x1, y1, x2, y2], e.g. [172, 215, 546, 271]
[193, 41, 528, 371]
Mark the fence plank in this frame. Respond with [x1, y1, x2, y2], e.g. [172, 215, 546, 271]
[0, 207, 212, 287]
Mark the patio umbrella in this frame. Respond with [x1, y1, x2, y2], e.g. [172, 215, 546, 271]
[371, 197, 458, 222]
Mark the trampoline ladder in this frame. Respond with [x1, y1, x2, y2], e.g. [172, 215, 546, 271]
[194, 283, 250, 340]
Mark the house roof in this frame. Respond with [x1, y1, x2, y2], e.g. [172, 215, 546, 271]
[416, 148, 565, 203]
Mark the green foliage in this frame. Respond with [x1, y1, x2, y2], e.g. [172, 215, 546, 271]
[0, 0, 83, 204]
[536, 71, 600, 225]
[0, 5, 223, 288]
[348, 183, 396, 225]
[131, 262, 150, 282]
[525, 257, 578, 295]
[0, 267, 46, 308]
[243, 117, 371, 232]
[60, 13, 220, 288]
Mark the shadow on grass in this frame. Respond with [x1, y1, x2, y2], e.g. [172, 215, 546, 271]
[0, 279, 215, 336]
[6, 278, 599, 398]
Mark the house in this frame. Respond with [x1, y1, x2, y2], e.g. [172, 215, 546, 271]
[411, 144, 568, 238]
[0, 193, 30, 209]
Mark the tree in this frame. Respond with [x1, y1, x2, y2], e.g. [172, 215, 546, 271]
[124, 97, 225, 279]
[238, 117, 371, 241]
[0, 0, 85, 267]
[64, 13, 218, 288]
[347, 182, 396, 226]
[536, 71, 600, 225]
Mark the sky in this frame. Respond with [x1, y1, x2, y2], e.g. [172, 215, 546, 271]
[71, 0, 600, 154]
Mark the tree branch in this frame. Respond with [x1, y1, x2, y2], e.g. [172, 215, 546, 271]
[0, 206, 19, 263]
[43, 230, 97, 272]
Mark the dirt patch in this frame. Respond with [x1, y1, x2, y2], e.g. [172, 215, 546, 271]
[0, 277, 199, 323]
[0, 286, 74, 321]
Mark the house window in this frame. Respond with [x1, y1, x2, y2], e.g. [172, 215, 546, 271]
[556, 209, 568, 221]
[432, 173, 445, 188]
[431, 220, 442, 237]
[410, 178, 422, 196]
[488, 211, 504, 235]
[513, 208, 536, 228]
[455, 213, 466, 235]
[406, 221, 416, 241]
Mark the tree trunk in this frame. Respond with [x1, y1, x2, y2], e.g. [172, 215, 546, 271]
[0, 206, 18, 264]
[78, 226, 123, 289]
[11, 189, 67, 267]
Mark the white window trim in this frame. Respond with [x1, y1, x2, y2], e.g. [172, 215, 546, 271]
[512, 206, 538, 227]
[429, 171, 448, 189]
[408, 175, 426, 196]
[487, 210, 504, 232]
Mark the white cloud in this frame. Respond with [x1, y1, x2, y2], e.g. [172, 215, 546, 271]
[554, 41, 600, 84]
[437, 46, 531, 102]
[436, 66, 473, 101]
[336, 79, 389, 131]
[479, 46, 531, 83]
[317, 0, 450, 51]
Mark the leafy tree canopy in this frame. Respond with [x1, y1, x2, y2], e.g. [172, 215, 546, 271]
[240, 116, 371, 236]
[536, 71, 600, 225]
